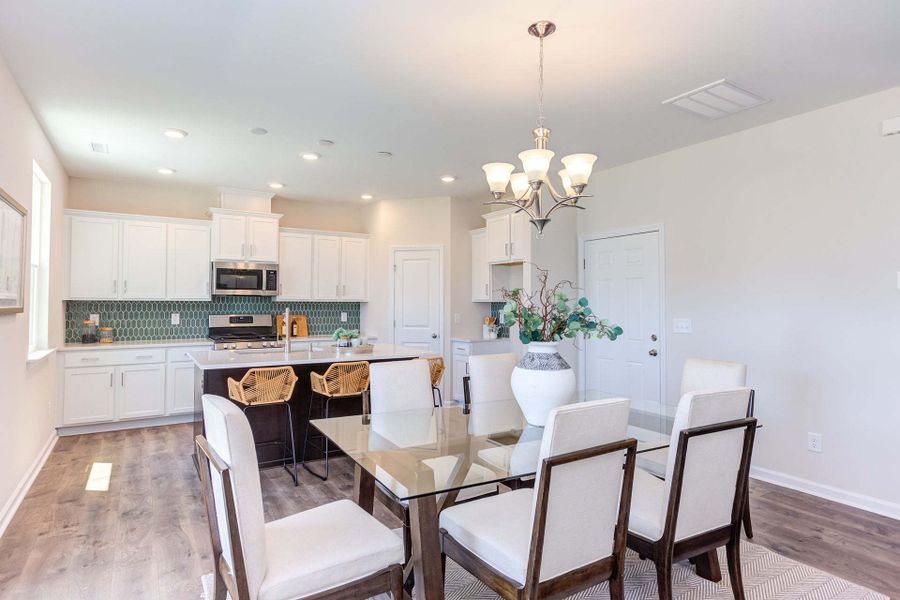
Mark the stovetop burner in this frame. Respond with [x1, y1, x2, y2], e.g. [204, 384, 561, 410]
[207, 314, 284, 351]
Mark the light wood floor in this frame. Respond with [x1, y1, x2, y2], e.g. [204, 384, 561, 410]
[0, 424, 896, 599]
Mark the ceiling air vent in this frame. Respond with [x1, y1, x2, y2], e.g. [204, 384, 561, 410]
[90, 142, 109, 153]
[663, 79, 768, 119]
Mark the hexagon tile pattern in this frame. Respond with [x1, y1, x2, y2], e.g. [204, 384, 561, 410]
[65, 298, 361, 342]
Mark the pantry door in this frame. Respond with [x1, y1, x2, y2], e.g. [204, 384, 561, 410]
[391, 247, 443, 354]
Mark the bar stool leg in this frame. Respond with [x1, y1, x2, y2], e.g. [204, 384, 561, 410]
[284, 402, 298, 486]
[301, 391, 328, 481]
[323, 396, 331, 480]
[433, 386, 443, 407]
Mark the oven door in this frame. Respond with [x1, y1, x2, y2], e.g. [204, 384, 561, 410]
[212, 262, 277, 296]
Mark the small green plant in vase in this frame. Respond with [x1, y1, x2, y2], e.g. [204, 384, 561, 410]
[499, 267, 623, 426]
[332, 327, 359, 347]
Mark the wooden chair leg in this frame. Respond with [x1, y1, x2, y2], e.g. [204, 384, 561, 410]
[390, 564, 405, 599]
[726, 538, 746, 600]
[655, 555, 674, 600]
[609, 571, 625, 600]
[693, 549, 723, 582]
[212, 569, 227, 600]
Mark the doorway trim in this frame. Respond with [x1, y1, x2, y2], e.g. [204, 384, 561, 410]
[577, 224, 667, 409]
[388, 245, 445, 353]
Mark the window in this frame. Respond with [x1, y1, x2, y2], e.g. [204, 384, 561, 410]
[28, 161, 51, 354]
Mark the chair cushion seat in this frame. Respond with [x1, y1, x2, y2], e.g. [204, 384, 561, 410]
[636, 447, 668, 478]
[259, 499, 404, 600]
[628, 468, 667, 542]
[439, 488, 534, 585]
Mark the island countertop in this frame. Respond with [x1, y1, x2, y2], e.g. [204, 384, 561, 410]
[188, 343, 437, 371]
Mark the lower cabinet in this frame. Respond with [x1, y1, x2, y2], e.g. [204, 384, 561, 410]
[118, 364, 166, 420]
[63, 367, 116, 425]
[451, 339, 513, 402]
[166, 362, 198, 416]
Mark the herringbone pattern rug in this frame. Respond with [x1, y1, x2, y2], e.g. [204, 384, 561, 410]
[202, 541, 887, 599]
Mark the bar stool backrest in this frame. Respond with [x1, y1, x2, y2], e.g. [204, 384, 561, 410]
[310, 361, 370, 397]
[228, 367, 298, 406]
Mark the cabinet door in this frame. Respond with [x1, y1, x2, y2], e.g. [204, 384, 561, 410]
[121, 220, 167, 299]
[484, 213, 511, 263]
[211, 213, 247, 260]
[166, 362, 196, 416]
[63, 367, 116, 425]
[452, 357, 469, 402]
[68, 216, 119, 299]
[117, 364, 166, 420]
[340, 237, 368, 301]
[247, 216, 279, 263]
[471, 230, 490, 301]
[312, 235, 341, 300]
[167, 223, 211, 300]
[277, 232, 313, 300]
[509, 211, 533, 262]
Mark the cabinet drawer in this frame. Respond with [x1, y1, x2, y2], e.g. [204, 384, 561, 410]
[166, 346, 211, 363]
[452, 343, 471, 356]
[65, 348, 166, 367]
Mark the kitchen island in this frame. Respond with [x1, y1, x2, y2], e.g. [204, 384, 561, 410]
[189, 343, 438, 468]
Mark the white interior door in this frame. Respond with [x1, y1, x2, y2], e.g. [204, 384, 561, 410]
[392, 248, 442, 353]
[583, 231, 662, 416]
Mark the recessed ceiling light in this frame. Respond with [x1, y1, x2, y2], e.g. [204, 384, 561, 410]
[361, 194, 374, 200]
[268, 182, 284, 190]
[318, 139, 335, 146]
[250, 127, 269, 135]
[157, 167, 176, 175]
[90, 142, 109, 154]
[440, 175, 456, 183]
[163, 128, 188, 139]
[301, 152, 320, 161]
[376, 151, 393, 158]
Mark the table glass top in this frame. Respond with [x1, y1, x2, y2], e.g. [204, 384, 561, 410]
[311, 392, 671, 501]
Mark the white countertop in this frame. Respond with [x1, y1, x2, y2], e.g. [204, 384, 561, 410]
[189, 343, 437, 371]
[450, 337, 511, 344]
[60, 338, 212, 351]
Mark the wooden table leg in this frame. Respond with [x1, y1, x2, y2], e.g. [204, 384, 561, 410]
[353, 463, 375, 514]
[409, 495, 444, 600]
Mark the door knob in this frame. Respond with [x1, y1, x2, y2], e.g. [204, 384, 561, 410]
[649, 349, 658, 357]
[431, 333, 438, 339]
[650, 334, 658, 341]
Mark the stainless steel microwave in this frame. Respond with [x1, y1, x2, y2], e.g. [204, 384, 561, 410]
[211, 261, 279, 296]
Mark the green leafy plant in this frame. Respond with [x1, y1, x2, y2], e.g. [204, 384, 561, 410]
[500, 267, 623, 345]
[331, 327, 359, 340]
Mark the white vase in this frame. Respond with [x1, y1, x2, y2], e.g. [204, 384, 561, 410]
[510, 341, 576, 426]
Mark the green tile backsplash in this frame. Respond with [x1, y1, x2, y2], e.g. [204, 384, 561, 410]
[490, 301, 510, 338]
[65, 298, 361, 343]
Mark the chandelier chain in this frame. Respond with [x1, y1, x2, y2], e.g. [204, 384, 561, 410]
[538, 34, 544, 129]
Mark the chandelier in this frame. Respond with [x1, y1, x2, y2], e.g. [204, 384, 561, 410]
[481, 21, 597, 236]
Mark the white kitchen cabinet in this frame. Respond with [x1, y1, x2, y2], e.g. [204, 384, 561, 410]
[63, 367, 116, 425]
[313, 235, 342, 300]
[483, 209, 532, 264]
[120, 220, 167, 300]
[211, 212, 248, 260]
[117, 364, 166, 420]
[210, 209, 281, 262]
[340, 237, 368, 301]
[452, 357, 469, 403]
[471, 228, 490, 302]
[509, 210, 532, 262]
[277, 231, 313, 300]
[167, 223, 211, 300]
[451, 338, 512, 401]
[247, 216, 280, 262]
[166, 362, 197, 416]
[68, 215, 119, 299]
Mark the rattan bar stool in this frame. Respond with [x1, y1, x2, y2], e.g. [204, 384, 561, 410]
[427, 356, 445, 406]
[227, 366, 299, 486]
[302, 361, 370, 480]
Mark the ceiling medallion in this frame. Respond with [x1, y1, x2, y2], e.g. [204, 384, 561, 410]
[481, 21, 597, 236]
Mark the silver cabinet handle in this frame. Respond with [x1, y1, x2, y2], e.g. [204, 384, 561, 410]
[109, 372, 113, 387]
[484, 283, 488, 295]
[465, 362, 469, 374]
[241, 243, 245, 257]
[336, 284, 339, 297]
[250, 244, 255, 257]
[113, 280, 117, 294]
[81, 357, 99, 362]
[136, 355, 153, 359]
[121, 372, 124, 386]
[124, 280, 127, 294]
[343, 284, 347, 297]
[510, 242, 514, 256]
[504, 242, 508, 256]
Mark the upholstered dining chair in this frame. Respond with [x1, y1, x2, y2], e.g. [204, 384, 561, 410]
[627, 388, 757, 600]
[440, 398, 637, 600]
[463, 352, 518, 406]
[196, 394, 404, 600]
[636, 357, 755, 537]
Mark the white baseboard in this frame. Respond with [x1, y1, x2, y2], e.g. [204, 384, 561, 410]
[56, 413, 194, 437]
[0, 431, 58, 539]
[750, 465, 900, 521]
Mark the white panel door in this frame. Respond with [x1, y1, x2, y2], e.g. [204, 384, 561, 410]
[484, 213, 511, 263]
[471, 229, 491, 301]
[166, 362, 196, 416]
[167, 223, 211, 300]
[212, 213, 247, 260]
[340, 237, 368, 300]
[313, 235, 341, 300]
[120, 220, 168, 299]
[63, 367, 116, 425]
[583, 231, 662, 415]
[393, 248, 442, 353]
[509, 211, 533, 262]
[68, 216, 119, 299]
[277, 232, 313, 300]
[118, 364, 166, 420]
[247, 216, 279, 263]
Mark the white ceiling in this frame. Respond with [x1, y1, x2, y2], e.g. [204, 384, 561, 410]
[2, 1, 899, 203]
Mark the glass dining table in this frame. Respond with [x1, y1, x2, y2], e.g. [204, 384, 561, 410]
[311, 392, 672, 599]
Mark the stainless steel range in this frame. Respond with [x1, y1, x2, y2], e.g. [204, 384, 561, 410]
[208, 314, 284, 351]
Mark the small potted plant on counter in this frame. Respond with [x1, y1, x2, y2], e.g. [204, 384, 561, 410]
[500, 267, 623, 426]
[332, 327, 360, 348]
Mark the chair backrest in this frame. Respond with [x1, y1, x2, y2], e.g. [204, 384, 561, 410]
[200, 394, 268, 600]
[313, 361, 370, 397]
[369, 359, 434, 414]
[467, 352, 518, 404]
[680, 358, 747, 396]
[529, 398, 631, 582]
[663, 388, 752, 542]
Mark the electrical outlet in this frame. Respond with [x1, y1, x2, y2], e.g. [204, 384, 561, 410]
[673, 318, 692, 333]
[807, 432, 823, 453]
[340, 312, 348, 323]
[89, 313, 100, 326]
[171, 313, 180, 326]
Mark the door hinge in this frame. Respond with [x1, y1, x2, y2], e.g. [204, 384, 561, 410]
[393, 264, 397, 272]
[583, 258, 586, 269]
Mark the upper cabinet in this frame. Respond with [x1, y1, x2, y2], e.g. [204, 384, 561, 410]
[276, 231, 313, 301]
[167, 223, 211, 300]
[120, 220, 167, 299]
[313, 235, 342, 300]
[340, 237, 368, 301]
[312, 233, 368, 301]
[68, 215, 119, 300]
[210, 208, 281, 263]
[471, 228, 491, 302]
[484, 209, 532, 264]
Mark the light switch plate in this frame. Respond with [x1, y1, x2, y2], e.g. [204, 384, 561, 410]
[340, 312, 348, 323]
[673, 318, 692, 334]
[89, 314, 100, 326]
[171, 313, 180, 326]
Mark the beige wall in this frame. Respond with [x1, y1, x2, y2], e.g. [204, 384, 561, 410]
[449, 197, 492, 341]
[578, 85, 900, 514]
[0, 53, 68, 530]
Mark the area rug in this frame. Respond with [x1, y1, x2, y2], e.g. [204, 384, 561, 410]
[201, 541, 888, 599]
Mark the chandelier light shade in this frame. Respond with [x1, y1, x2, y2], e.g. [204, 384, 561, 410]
[480, 21, 597, 235]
